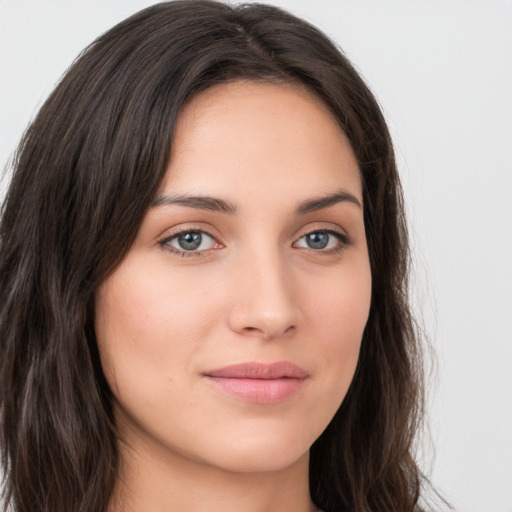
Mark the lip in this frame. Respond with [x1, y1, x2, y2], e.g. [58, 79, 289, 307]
[203, 361, 309, 404]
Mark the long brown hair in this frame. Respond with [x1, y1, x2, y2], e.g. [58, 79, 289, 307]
[1, 2, 429, 510]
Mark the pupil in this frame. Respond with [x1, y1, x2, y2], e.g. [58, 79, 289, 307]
[178, 232, 202, 250]
[307, 232, 329, 249]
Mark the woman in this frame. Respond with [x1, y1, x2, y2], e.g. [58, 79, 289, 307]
[0, 2, 430, 511]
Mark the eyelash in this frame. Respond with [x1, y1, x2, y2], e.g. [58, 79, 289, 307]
[158, 228, 351, 257]
[293, 230, 350, 255]
[158, 228, 219, 257]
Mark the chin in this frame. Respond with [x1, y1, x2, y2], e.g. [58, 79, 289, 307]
[187, 423, 316, 474]
[206, 443, 310, 475]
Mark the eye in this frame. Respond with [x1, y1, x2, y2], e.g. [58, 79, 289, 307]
[294, 230, 348, 251]
[159, 230, 220, 254]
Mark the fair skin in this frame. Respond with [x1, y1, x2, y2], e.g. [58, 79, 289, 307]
[96, 81, 372, 512]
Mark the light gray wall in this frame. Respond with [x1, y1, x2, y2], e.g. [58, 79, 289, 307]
[1, 1, 511, 511]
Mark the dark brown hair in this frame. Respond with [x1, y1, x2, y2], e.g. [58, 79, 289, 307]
[1, 2, 429, 511]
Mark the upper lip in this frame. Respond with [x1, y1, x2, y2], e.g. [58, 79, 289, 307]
[204, 361, 308, 380]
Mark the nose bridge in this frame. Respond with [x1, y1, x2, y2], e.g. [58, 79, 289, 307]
[228, 242, 300, 339]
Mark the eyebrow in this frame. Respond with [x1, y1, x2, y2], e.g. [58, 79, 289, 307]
[151, 188, 361, 215]
[152, 194, 238, 214]
[296, 189, 362, 214]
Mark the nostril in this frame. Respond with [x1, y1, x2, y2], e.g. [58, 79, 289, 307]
[240, 324, 296, 339]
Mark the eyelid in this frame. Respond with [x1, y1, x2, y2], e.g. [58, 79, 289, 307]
[292, 226, 351, 253]
[156, 223, 351, 257]
[157, 225, 223, 256]
[293, 221, 350, 240]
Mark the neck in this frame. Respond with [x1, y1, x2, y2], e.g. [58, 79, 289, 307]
[108, 434, 317, 512]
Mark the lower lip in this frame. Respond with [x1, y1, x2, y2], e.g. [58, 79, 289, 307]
[205, 377, 306, 404]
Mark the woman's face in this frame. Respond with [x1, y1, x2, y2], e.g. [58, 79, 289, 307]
[95, 81, 372, 474]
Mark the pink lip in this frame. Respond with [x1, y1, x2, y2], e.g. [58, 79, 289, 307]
[203, 362, 308, 404]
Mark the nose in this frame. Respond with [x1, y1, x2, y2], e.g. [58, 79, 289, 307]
[227, 252, 301, 340]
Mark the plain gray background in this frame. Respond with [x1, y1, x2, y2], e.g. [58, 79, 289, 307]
[1, 1, 511, 511]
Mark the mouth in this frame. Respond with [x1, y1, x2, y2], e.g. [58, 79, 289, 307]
[202, 361, 309, 404]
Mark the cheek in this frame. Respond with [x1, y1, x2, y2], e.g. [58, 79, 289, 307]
[326, 287, 371, 349]
[94, 261, 222, 398]
[307, 258, 371, 393]
[306, 253, 371, 340]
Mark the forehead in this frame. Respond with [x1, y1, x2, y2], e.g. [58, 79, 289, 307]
[162, 80, 361, 202]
